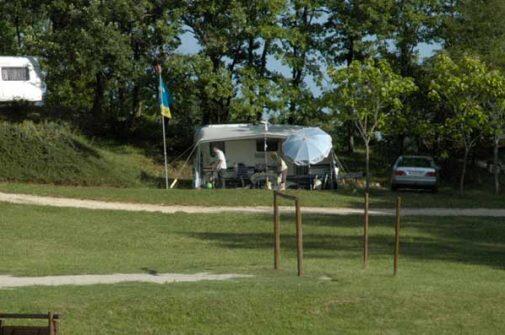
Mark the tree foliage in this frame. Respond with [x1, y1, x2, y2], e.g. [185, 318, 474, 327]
[327, 59, 417, 190]
[475, 67, 505, 194]
[428, 54, 491, 193]
[444, 0, 505, 69]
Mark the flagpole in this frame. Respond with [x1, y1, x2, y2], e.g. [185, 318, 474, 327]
[156, 64, 169, 189]
[161, 113, 169, 190]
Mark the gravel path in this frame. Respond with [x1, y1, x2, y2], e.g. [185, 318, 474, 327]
[0, 272, 252, 289]
[0, 192, 504, 217]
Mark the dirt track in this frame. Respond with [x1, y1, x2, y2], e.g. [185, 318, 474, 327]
[0, 272, 252, 289]
[0, 192, 504, 217]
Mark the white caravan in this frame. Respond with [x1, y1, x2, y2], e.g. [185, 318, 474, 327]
[192, 124, 337, 189]
[0, 56, 46, 103]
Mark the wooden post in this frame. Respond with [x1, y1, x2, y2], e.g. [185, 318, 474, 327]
[295, 199, 304, 276]
[48, 312, 55, 335]
[273, 191, 303, 276]
[394, 196, 401, 275]
[273, 192, 280, 270]
[363, 192, 369, 269]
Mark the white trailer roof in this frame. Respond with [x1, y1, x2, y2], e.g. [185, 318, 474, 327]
[0, 56, 40, 66]
[195, 124, 316, 144]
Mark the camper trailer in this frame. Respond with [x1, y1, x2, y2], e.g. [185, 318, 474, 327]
[0, 56, 45, 103]
[193, 124, 336, 189]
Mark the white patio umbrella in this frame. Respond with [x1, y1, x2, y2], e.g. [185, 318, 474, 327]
[282, 128, 332, 166]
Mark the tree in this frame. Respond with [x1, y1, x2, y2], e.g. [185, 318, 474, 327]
[230, 67, 283, 122]
[0, 1, 18, 54]
[479, 70, 505, 194]
[386, 0, 444, 77]
[327, 59, 417, 191]
[444, 0, 505, 70]
[276, 0, 326, 125]
[428, 54, 490, 194]
[381, 0, 445, 155]
[443, 1, 505, 196]
[325, 0, 392, 66]
[34, 0, 182, 136]
[0, 0, 46, 53]
[182, 0, 286, 124]
[324, 0, 392, 153]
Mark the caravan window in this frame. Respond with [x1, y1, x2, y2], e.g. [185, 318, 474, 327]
[1, 67, 30, 81]
[256, 139, 279, 152]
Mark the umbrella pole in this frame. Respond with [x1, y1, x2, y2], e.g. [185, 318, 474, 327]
[262, 121, 269, 189]
[308, 163, 311, 190]
[264, 135, 268, 189]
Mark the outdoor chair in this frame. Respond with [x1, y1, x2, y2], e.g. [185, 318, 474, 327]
[230, 163, 250, 187]
[0, 313, 59, 335]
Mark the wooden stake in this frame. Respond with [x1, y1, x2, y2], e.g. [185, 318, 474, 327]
[363, 192, 369, 269]
[48, 312, 55, 335]
[273, 192, 280, 270]
[295, 199, 304, 276]
[394, 196, 401, 275]
[272, 191, 303, 276]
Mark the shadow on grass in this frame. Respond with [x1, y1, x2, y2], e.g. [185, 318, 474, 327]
[333, 186, 505, 208]
[186, 215, 505, 270]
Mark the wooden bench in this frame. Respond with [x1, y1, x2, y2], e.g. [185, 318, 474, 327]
[0, 313, 59, 335]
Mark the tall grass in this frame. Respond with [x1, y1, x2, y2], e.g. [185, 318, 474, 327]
[0, 121, 161, 186]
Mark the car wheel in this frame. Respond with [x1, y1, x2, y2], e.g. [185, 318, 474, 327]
[391, 184, 398, 191]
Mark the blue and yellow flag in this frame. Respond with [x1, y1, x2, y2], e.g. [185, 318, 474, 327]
[158, 76, 173, 119]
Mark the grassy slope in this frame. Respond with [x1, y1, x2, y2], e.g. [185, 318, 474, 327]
[1, 182, 504, 208]
[1, 203, 505, 333]
[0, 121, 163, 187]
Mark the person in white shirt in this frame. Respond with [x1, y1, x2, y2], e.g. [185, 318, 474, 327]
[271, 152, 288, 191]
[213, 147, 227, 189]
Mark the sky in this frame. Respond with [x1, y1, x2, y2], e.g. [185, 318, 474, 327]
[176, 32, 441, 97]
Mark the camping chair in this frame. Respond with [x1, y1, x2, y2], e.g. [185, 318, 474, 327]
[232, 163, 250, 187]
[0, 313, 59, 335]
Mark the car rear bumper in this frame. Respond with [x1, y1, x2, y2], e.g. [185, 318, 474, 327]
[392, 176, 437, 187]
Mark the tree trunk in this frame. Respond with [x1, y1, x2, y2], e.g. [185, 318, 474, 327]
[345, 38, 355, 66]
[128, 83, 141, 133]
[494, 135, 500, 194]
[346, 122, 354, 154]
[460, 147, 469, 195]
[247, 37, 254, 66]
[15, 16, 21, 49]
[365, 140, 370, 192]
[91, 72, 105, 131]
[259, 39, 271, 76]
[344, 39, 355, 155]
[398, 134, 405, 156]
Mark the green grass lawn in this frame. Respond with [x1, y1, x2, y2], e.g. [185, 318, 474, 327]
[1, 203, 505, 333]
[1, 181, 505, 209]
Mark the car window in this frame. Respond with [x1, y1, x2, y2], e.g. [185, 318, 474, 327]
[398, 157, 432, 168]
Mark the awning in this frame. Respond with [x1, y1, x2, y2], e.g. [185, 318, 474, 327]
[194, 124, 304, 144]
